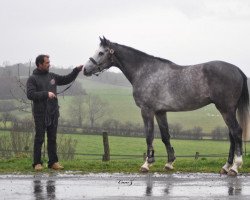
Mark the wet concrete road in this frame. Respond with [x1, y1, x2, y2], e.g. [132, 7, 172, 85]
[1, 173, 250, 199]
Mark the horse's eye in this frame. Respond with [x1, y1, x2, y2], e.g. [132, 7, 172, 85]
[99, 52, 104, 56]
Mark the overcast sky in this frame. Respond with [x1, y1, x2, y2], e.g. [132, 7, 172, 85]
[1, 0, 250, 76]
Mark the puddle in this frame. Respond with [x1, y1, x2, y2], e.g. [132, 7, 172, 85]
[0, 173, 249, 199]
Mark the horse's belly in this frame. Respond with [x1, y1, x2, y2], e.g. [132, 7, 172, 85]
[133, 77, 211, 112]
[160, 90, 212, 111]
[135, 93, 211, 112]
[169, 98, 211, 111]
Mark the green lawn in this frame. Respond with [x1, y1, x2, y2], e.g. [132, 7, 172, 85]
[2, 130, 248, 160]
[2, 128, 250, 159]
[65, 134, 250, 159]
[1, 132, 250, 173]
[0, 156, 250, 174]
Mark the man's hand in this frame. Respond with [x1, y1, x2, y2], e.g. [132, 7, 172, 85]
[48, 92, 56, 99]
[77, 65, 84, 71]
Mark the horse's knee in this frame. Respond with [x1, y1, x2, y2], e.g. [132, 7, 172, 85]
[161, 133, 170, 144]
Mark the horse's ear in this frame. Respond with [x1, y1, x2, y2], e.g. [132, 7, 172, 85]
[99, 36, 103, 42]
[99, 36, 104, 45]
[103, 36, 107, 45]
[102, 36, 110, 47]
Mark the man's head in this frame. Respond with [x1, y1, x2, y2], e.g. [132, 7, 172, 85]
[35, 54, 50, 71]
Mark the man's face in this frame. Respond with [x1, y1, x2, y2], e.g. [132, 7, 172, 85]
[38, 57, 50, 71]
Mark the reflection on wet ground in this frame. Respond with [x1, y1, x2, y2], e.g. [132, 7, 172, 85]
[0, 173, 250, 199]
[33, 179, 55, 200]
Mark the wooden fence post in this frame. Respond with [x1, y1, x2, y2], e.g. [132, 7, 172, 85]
[102, 132, 110, 161]
[244, 141, 247, 156]
[195, 152, 199, 160]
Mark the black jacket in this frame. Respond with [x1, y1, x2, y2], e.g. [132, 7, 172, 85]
[26, 67, 80, 118]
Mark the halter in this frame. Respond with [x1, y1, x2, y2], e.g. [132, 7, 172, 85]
[88, 48, 123, 76]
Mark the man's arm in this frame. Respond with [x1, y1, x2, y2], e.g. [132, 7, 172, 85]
[26, 76, 48, 101]
[54, 65, 83, 86]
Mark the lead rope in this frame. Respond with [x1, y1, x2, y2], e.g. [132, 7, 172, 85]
[56, 78, 76, 95]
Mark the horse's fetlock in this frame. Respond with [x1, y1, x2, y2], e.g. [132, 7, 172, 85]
[147, 149, 154, 157]
[147, 157, 155, 163]
[234, 155, 243, 167]
[167, 147, 176, 162]
[222, 162, 231, 173]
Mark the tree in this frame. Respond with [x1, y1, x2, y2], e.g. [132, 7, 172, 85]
[211, 126, 228, 140]
[67, 94, 85, 127]
[9, 63, 32, 112]
[0, 101, 16, 112]
[169, 123, 183, 138]
[192, 126, 203, 140]
[85, 94, 111, 128]
[0, 112, 14, 128]
[10, 117, 34, 155]
[102, 118, 121, 131]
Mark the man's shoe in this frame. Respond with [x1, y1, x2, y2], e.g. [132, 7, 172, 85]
[51, 162, 64, 170]
[34, 164, 43, 171]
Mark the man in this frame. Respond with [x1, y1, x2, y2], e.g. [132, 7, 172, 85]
[26, 54, 83, 171]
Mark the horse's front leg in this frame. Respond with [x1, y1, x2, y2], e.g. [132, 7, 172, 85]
[155, 111, 176, 170]
[140, 108, 155, 172]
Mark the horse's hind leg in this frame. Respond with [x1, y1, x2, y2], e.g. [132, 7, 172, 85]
[220, 132, 235, 174]
[155, 111, 176, 170]
[219, 110, 243, 176]
[140, 108, 155, 172]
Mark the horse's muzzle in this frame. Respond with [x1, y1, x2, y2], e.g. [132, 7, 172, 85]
[83, 68, 92, 76]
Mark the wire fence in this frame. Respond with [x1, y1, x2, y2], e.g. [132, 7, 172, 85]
[1, 149, 249, 161]
[1, 130, 250, 161]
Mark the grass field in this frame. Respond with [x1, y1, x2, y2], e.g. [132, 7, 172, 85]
[70, 134, 231, 158]
[2, 130, 250, 160]
[1, 156, 250, 174]
[1, 132, 250, 173]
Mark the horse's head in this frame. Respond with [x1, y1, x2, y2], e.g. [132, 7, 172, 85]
[84, 36, 115, 76]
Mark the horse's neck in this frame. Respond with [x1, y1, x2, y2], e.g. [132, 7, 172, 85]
[114, 46, 154, 84]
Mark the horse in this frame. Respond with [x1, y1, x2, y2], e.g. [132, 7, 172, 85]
[83, 37, 250, 176]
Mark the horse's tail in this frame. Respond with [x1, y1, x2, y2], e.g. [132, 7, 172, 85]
[237, 69, 250, 141]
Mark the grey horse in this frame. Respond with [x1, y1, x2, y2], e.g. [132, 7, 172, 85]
[84, 37, 250, 176]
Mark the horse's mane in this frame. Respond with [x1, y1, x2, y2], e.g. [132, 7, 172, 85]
[116, 43, 174, 64]
[100, 38, 174, 64]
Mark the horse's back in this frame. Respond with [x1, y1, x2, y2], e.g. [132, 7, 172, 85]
[133, 60, 245, 112]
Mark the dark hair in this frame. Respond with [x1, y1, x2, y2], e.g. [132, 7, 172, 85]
[35, 54, 49, 67]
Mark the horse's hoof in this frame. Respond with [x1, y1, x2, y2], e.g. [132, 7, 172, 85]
[140, 167, 149, 173]
[228, 169, 237, 176]
[164, 163, 174, 171]
[219, 168, 228, 175]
